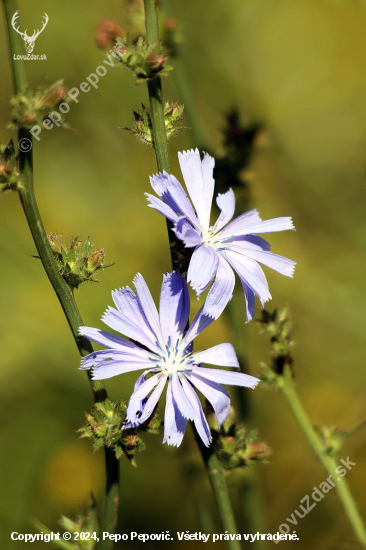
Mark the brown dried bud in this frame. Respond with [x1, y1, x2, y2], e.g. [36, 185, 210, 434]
[245, 441, 271, 462]
[0, 163, 11, 180]
[164, 18, 178, 31]
[145, 52, 165, 71]
[39, 82, 68, 109]
[96, 19, 124, 49]
[24, 113, 37, 124]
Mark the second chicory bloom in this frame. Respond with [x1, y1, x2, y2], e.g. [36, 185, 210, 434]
[79, 272, 259, 447]
[146, 149, 296, 321]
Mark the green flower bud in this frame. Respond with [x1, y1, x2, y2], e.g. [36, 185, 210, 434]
[211, 409, 271, 471]
[113, 35, 173, 84]
[0, 140, 21, 192]
[47, 233, 114, 289]
[9, 82, 71, 131]
[78, 399, 161, 466]
[122, 101, 187, 146]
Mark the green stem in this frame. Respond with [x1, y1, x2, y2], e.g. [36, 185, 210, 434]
[143, 0, 240, 545]
[144, 0, 170, 173]
[195, 438, 241, 550]
[3, 0, 27, 91]
[2, 1, 119, 545]
[281, 367, 366, 547]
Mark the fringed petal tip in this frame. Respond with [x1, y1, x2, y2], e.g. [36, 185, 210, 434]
[249, 377, 261, 389]
[178, 148, 200, 159]
[132, 272, 143, 286]
[79, 356, 90, 370]
[288, 217, 295, 231]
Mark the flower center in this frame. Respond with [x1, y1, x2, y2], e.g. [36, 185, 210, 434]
[151, 337, 193, 376]
[202, 226, 220, 248]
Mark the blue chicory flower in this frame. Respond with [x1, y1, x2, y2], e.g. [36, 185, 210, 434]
[79, 271, 259, 447]
[146, 149, 296, 321]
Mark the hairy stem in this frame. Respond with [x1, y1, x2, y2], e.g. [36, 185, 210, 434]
[195, 438, 242, 550]
[2, 1, 119, 545]
[281, 367, 366, 546]
[143, 0, 240, 544]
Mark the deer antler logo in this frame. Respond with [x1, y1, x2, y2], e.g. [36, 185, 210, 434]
[11, 10, 49, 54]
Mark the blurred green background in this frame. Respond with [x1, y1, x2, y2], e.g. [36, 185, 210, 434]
[1, 0, 366, 548]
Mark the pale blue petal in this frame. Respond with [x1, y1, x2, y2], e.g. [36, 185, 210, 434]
[159, 272, 189, 346]
[179, 375, 211, 446]
[183, 305, 214, 346]
[170, 372, 195, 420]
[185, 372, 230, 427]
[149, 172, 200, 230]
[202, 256, 235, 319]
[222, 250, 271, 306]
[80, 348, 151, 370]
[242, 281, 256, 322]
[219, 209, 262, 239]
[191, 343, 239, 369]
[224, 235, 271, 251]
[190, 365, 259, 389]
[173, 218, 203, 248]
[163, 380, 187, 446]
[178, 149, 214, 231]
[122, 372, 148, 428]
[101, 307, 160, 353]
[187, 244, 219, 296]
[236, 249, 296, 277]
[128, 375, 167, 426]
[221, 214, 294, 239]
[79, 326, 144, 352]
[132, 371, 148, 407]
[91, 360, 151, 380]
[146, 193, 180, 223]
[112, 286, 159, 342]
[213, 188, 235, 233]
[125, 373, 162, 424]
[133, 273, 164, 345]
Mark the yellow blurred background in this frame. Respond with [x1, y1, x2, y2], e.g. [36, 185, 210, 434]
[0, 0, 365, 548]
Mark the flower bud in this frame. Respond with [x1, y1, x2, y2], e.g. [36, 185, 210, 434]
[9, 83, 71, 131]
[48, 233, 114, 289]
[78, 399, 161, 465]
[96, 19, 124, 49]
[0, 140, 20, 191]
[0, 162, 12, 182]
[38, 80, 67, 109]
[145, 52, 165, 71]
[244, 441, 271, 462]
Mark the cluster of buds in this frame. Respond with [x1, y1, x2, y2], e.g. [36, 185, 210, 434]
[113, 35, 172, 84]
[257, 307, 295, 386]
[95, 19, 124, 49]
[315, 425, 345, 457]
[0, 140, 21, 192]
[211, 410, 271, 471]
[48, 233, 114, 289]
[9, 80, 70, 130]
[123, 102, 187, 146]
[33, 497, 99, 550]
[78, 399, 161, 466]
